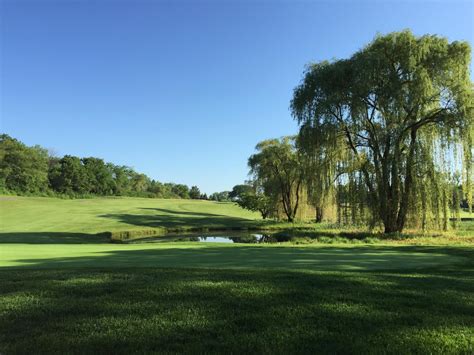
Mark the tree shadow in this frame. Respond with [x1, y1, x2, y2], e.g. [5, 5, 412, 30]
[140, 207, 228, 217]
[3, 244, 472, 272]
[0, 256, 473, 353]
[0, 232, 109, 244]
[99, 212, 253, 229]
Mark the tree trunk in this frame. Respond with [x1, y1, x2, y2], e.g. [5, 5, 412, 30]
[396, 129, 417, 232]
[380, 129, 417, 234]
[315, 206, 324, 223]
[383, 219, 401, 233]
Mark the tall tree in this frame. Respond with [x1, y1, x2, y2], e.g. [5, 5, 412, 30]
[248, 137, 305, 222]
[292, 31, 473, 233]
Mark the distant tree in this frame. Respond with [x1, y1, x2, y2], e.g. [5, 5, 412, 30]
[47, 156, 61, 188]
[0, 134, 50, 193]
[82, 157, 115, 195]
[292, 30, 473, 232]
[229, 184, 254, 201]
[172, 184, 190, 199]
[209, 191, 230, 202]
[189, 185, 201, 199]
[147, 179, 164, 197]
[161, 183, 174, 198]
[49, 155, 89, 194]
[237, 192, 273, 219]
[200, 193, 208, 200]
[219, 191, 230, 201]
[130, 173, 150, 194]
[1, 134, 205, 200]
[111, 165, 135, 195]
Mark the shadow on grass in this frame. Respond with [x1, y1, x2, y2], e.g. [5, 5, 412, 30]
[140, 207, 228, 217]
[0, 232, 109, 244]
[0, 259, 473, 353]
[3, 244, 472, 272]
[99, 212, 254, 229]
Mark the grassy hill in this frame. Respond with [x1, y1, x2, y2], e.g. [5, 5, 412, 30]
[0, 196, 261, 242]
[1, 195, 472, 244]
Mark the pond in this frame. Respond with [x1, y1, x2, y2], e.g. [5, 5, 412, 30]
[128, 232, 285, 244]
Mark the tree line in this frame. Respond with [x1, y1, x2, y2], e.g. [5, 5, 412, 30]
[234, 30, 473, 233]
[0, 134, 219, 200]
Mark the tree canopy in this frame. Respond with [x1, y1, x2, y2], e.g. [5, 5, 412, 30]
[0, 134, 204, 200]
[189, 186, 201, 199]
[248, 137, 305, 222]
[292, 30, 473, 232]
[0, 134, 49, 193]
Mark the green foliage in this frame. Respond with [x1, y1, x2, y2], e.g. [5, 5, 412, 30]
[0, 134, 203, 199]
[81, 157, 115, 195]
[236, 192, 273, 219]
[248, 137, 305, 222]
[292, 30, 473, 233]
[209, 191, 231, 202]
[170, 184, 189, 199]
[189, 185, 201, 199]
[0, 134, 49, 193]
[49, 155, 90, 194]
[229, 184, 253, 200]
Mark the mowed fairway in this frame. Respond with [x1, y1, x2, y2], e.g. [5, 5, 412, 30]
[1, 196, 473, 353]
[0, 196, 260, 243]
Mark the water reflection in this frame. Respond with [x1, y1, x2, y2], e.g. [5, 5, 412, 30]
[130, 233, 283, 244]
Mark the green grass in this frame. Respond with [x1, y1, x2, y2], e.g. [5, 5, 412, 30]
[1, 243, 469, 270]
[0, 196, 261, 243]
[1, 261, 473, 353]
[1, 196, 473, 353]
[2, 195, 472, 244]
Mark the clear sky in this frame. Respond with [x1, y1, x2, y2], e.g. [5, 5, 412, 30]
[1, 0, 473, 194]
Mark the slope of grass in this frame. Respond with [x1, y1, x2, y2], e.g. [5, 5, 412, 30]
[0, 196, 261, 242]
[2, 196, 472, 244]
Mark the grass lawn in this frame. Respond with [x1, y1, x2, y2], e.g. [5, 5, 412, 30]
[1, 257, 473, 353]
[1, 196, 473, 353]
[1, 242, 470, 270]
[0, 196, 261, 243]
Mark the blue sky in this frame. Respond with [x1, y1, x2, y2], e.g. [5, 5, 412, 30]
[1, 0, 473, 194]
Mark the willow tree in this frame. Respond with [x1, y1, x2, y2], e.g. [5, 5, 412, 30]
[248, 137, 305, 222]
[297, 122, 343, 222]
[292, 31, 473, 233]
